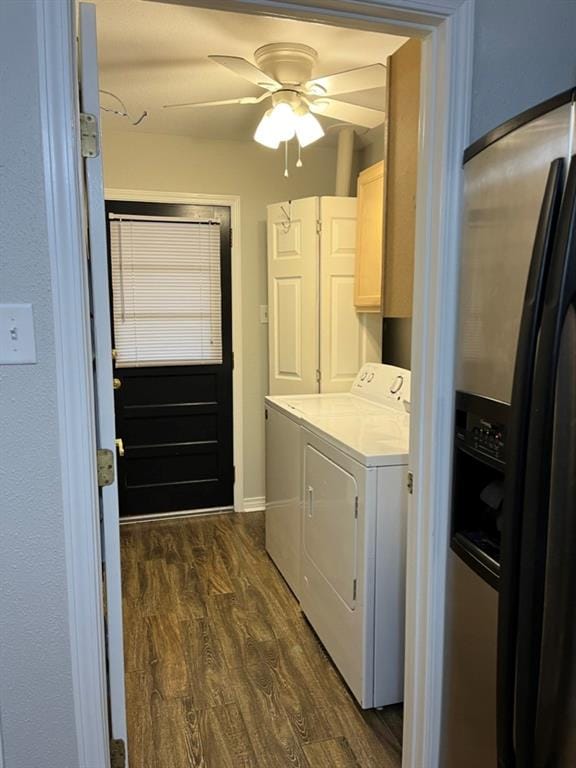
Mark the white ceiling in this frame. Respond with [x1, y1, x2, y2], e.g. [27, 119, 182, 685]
[93, 0, 408, 143]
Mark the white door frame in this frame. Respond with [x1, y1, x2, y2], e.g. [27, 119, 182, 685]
[105, 188, 244, 513]
[37, 0, 473, 766]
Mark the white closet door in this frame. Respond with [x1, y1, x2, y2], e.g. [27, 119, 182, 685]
[319, 197, 381, 393]
[267, 197, 319, 395]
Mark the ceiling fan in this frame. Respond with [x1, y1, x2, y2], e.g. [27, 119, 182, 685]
[163, 43, 387, 150]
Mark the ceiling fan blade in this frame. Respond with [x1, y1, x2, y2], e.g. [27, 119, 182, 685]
[306, 63, 386, 96]
[209, 55, 281, 91]
[163, 92, 271, 110]
[310, 98, 386, 129]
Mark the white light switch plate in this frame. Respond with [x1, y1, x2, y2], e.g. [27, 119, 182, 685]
[0, 304, 37, 364]
[260, 305, 269, 324]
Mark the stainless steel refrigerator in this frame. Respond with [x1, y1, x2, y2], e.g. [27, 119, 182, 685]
[443, 88, 576, 767]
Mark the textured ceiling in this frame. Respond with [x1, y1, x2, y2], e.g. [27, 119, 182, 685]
[93, 0, 408, 143]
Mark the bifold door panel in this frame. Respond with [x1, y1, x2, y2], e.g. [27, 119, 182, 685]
[319, 197, 381, 392]
[304, 443, 359, 609]
[267, 198, 319, 394]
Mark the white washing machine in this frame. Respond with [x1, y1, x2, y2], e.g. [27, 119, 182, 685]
[264, 397, 303, 597]
[265, 364, 410, 707]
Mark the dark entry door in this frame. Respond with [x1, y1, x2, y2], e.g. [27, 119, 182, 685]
[106, 200, 233, 517]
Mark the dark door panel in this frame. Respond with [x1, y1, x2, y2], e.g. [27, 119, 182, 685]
[106, 201, 233, 516]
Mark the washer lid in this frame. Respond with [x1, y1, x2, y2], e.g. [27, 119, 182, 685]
[303, 411, 410, 466]
[269, 392, 385, 418]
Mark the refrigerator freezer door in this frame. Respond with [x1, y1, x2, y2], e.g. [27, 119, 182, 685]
[441, 551, 498, 768]
[456, 103, 573, 404]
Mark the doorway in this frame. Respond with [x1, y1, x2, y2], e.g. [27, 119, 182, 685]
[40, 1, 473, 767]
[106, 200, 234, 517]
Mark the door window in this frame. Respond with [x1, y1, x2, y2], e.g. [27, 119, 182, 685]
[109, 216, 222, 367]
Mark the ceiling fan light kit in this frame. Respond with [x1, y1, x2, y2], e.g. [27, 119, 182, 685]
[164, 43, 387, 174]
[254, 91, 325, 150]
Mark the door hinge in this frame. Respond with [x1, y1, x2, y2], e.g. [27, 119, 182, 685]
[80, 112, 100, 158]
[354, 496, 359, 518]
[407, 471, 414, 495]
[316, 219, 322, 235]
[230, 228, 233, 247]
[232, 351, 234, 370]
[233, 465, 236, 485]
[96, 448, 114, 487]
[316, 368, 321, 383]
[353, 578, 357, 601]
[110, 738, 126, 768]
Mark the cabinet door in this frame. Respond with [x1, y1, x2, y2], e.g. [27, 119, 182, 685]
[354, 161, 385, 312]
[384, 38, 421, 318]
[320, 196, 381, 392]
[267, 198, 319, 394]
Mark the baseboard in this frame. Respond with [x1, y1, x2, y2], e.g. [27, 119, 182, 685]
[119, 506, 234, 525]
[242, 496, 266, 512]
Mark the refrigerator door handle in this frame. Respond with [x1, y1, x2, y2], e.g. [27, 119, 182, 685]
[515, 155, 576, 768]
[497, 158, 565, 768]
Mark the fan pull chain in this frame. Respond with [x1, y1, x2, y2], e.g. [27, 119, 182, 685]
[284, 141, 289, 178]
[296, 141, 303, 168]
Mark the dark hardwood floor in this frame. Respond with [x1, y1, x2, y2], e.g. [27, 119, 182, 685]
[120, 511, 403, 768]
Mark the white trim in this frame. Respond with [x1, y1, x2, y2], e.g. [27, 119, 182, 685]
[105, 188, 245, 512]
[403, 4, 474, 767]
[119, 506, 234, 525]
[36, 1, 110, 766]
[42, 1, 474, 765]
[160, 0, 465, 30]
[243, 496, 267, 512]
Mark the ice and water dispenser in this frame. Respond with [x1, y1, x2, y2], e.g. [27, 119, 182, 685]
[451, 392, 508, 589]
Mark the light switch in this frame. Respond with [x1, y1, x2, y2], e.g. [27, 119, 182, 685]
[260, 305, 269, 324]
[0, 304, 37, 364]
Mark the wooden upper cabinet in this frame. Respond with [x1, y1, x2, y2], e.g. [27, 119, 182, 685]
[354, 160, 385, 312]
[383, 38, 421, 318]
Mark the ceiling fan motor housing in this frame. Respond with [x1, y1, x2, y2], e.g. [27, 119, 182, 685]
[254, 43, 318, 87]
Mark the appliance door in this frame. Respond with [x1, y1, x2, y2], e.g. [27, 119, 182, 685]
[304, 443, 358, 609]
[497, 158, 566, 767]
[442, 551, 499, 768]
[456, 103, 573, 405]
[514, 156, 576, 768]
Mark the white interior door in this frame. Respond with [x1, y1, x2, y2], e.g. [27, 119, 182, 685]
[319, 197, 381, 393]
[79, 2, 127, 750]
[267, 197, 319, 394]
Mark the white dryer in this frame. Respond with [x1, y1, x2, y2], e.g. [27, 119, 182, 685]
[300, 365, 410, 709]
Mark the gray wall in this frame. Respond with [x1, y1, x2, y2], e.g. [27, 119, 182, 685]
[471, 0, 576, 143]
[2, 1, 576, 766]
[0, 2, 79, 767]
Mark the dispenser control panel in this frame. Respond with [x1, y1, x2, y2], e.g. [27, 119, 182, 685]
[454, 392, 507, 464]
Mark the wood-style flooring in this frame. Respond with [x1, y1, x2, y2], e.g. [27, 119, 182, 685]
[120, 511, 403, 768]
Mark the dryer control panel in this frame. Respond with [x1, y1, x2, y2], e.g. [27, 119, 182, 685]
[351, 364, 411, 410]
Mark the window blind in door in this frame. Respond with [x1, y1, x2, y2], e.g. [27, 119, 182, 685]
[109, 218, 222, 367]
